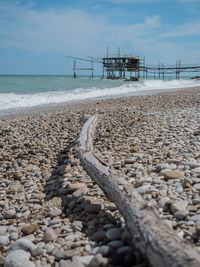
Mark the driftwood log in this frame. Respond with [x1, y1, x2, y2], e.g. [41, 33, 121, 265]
[78, 115, 200, 267]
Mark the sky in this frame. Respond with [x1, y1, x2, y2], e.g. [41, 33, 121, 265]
[0, 0, 200, 75]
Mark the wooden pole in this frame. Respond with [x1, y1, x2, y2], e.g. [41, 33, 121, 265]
[162, 63, 165, 80]
[78, 115, 200, 267]
[91, 59, 93, 78]
[158, 61, 160, 79]
[73, 60, 76, 78]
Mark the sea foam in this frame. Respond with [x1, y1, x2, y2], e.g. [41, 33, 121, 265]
[0, 79, 200, 112]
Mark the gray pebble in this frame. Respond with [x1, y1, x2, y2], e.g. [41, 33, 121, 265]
[4, 209, 16, 219]
[0, 235, 9, 246]
[4, 250, 35, 267]
[91, 231, 106, 241]
[49, 209, 62, 217]
[106, 228, 121, 240]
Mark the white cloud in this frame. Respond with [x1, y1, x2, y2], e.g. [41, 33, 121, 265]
[0, 1, 200, 65]
[0, 2, 162, 56]
[160, 21, 200, 37]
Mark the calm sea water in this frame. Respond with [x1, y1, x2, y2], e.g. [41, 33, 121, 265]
[0, 75, 200, 114]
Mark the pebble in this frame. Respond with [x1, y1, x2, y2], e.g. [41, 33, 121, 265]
[43, 228, 58, 242]
[91, 231, 106, 241]
[174, 210, 188, 219]
[84, 203, 103, 213]
[8, 238, 36, 254]
[4, 250, 35, 267]
[75, 255, 94, 265]
[163, 170, 185, 180]
[21, 224, 38, 235]
[0, 235, 9, 246]
[4, 210, 16, 219]
[170, 200, 188, 214]
[68, 183, 85, 192]
[95, 245, 112, 256]
[59, 261, 84, 267]
[88, 253, 107, 266]
[193, 184, 200, 190]
[106, 228, 121, 240]
[107, 240, 124, 248]
[55, 249, 79, 260]
[49, 209, 62, 217]
[1, 88, 200, 266]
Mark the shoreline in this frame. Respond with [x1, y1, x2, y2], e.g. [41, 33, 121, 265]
[1, 85, 200, 120]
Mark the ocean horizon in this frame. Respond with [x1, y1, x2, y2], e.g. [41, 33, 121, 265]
[1, 74, 200, 115]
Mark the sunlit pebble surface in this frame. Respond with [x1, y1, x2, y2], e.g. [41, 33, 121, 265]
[0, 87, 200, 267]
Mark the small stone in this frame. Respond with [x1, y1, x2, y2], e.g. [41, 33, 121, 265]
[107, 240, 124, 248]
[91, 231, 106, 241]
[170, 200, 188, 214]
[68, 183, 85, 192]
[116, 246, 133, 255]
[189, 215, 200, 222]
[0, 235, 9, 246]
[106, 228, 121, 240]
[75, 255, 94, 265]
[59, 261, 84, 267]
[4, 209, 16, 219]
[130, 145, 140, 153]
[4, 250, 35, 267]
[84, 203, 103, 213]
[10, 232, 19, 241]
[32, 246, 43, 257]
[136, 185, 151, 194]
[176, 185, 184, 193]
[174, 210, 188, 219]
[124, 158, 135, 164]
[193, 184, 200, 190]
[21, 224, 38, 235]
[0, 226, 8, 235]
[193, 198, 200, 205]
[72, 187, 88, 197]
[49, 209, 62, 217]
[55, 249, 79, 260]
[96, 245, 112, 256]
[163, 170, 184, 180]
[43, 228, 58, 242]
[88, 253, 107, 267]
[8, 238, 36, 254]
[158, 197, 170, 211]
[71, 221, 83, 231]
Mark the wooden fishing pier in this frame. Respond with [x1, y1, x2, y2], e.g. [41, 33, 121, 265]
[65, 48, 200, 80]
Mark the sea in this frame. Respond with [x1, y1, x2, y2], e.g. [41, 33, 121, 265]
[1, 75, 200, 116]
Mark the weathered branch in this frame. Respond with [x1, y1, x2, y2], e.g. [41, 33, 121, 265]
[78, 115, 200, 267]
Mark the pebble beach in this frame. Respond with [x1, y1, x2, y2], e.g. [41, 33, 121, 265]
[0, 86, 200, 267]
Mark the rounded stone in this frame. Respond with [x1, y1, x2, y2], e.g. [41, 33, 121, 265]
[91, 231, 106, 241]
[84, 203, 103, 213]
[0, 235, 9, 246]
[21, 224, 38, 235]
[49, 209, 62, 217]
[9, 238, 36, 254]
[4, 209, 16, 219]
[4, 250, 35, 267]
[43, 227, 58, 242]
[163, 170, 185, 180]
[106, 228, 121, 240]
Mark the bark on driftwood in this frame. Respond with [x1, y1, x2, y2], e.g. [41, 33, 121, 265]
[78, 115, 200, 267]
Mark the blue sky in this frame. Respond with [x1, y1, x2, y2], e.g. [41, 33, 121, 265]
[0, 0, 200, 74]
